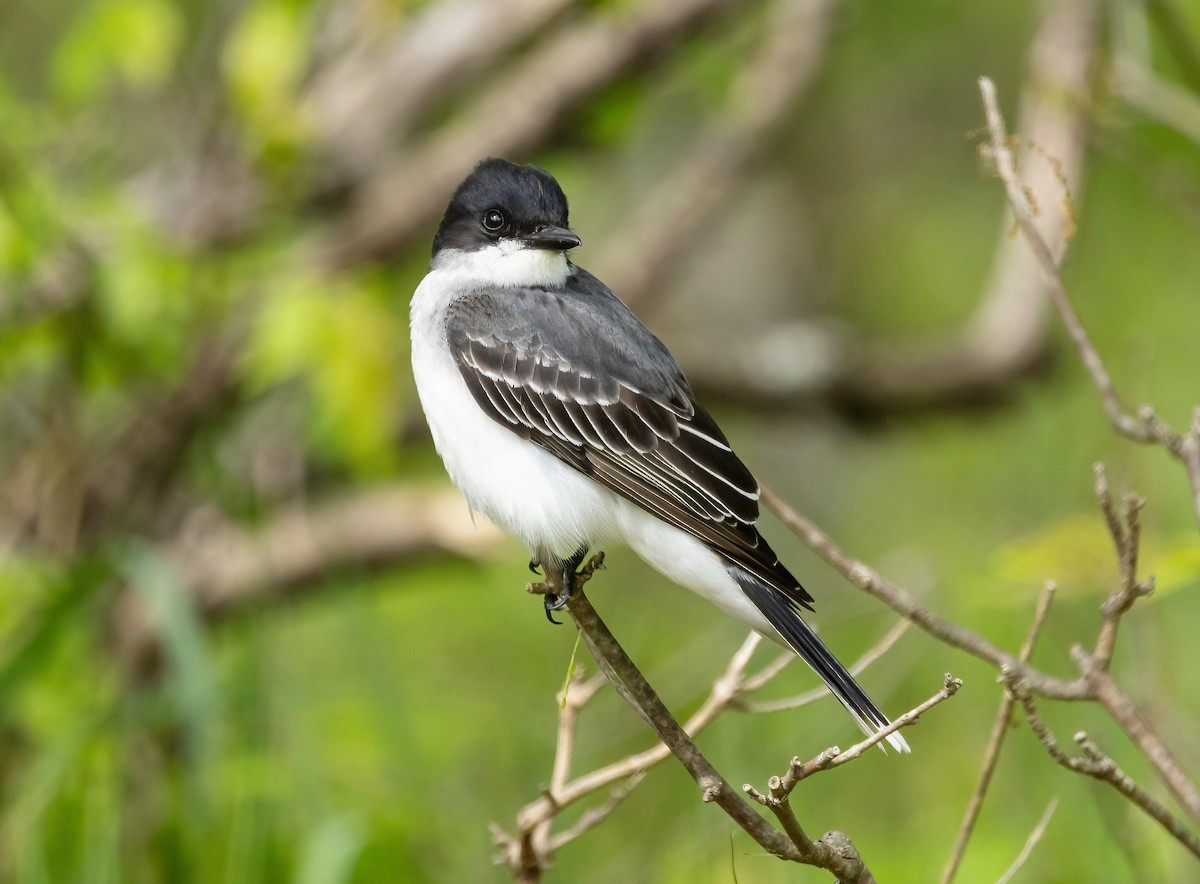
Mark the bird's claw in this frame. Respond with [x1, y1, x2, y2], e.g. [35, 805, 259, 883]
[529, 547, 596, 626]
[543, 574, 573, 625]
[529, 560, 542, 575]
[544, 593, 566, 624]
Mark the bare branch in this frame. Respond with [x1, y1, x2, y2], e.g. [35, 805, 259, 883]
[1115, 54, 1200, 146]
[322, 0, 745, 268]
[766, 444, 1200, 843]
[745, 674, 961, 882]
[115, 486, 503, 678]
[1091, 463, 1153, 669]
[805, 673, 962, 776]
[760, 484, 1089, 701]
[547, 773, 645, 852]
[558, 578, 804, 862]
[600, 0, 837, 313]
[744, 751, 862, 881]
[1087, 666, 1200, 825]
[520, 564, 952, 881]
[941, 582, 1056, 884]
[994, 798, 1058, 884]
[82, 329, 246, 544]
[551, 669, 608, 791]
[508, 613, 911, 860]
[977, 75, 1200, 526]
[838, 0, 1098, 412]
[515, 630, 765, 825]
[494, 657, 641, 877]
[1012, 687, 1200, 859]
[306, 0, 575, 176]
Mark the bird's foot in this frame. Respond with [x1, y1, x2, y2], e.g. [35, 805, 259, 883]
[525, 550, 605, 625]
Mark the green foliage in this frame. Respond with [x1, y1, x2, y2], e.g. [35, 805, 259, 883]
[52, 0, 182, 105]
[246, 269, 406, 475]
[0, 0, 1198, 881]
[293, 814, 369, 884]
[222, 0, 311, 158]
[994, 513, 1200, 602]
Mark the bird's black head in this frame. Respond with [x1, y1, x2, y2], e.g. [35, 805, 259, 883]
[432, 158, 581, 257]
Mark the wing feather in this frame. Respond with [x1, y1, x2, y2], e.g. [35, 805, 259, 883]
[443, 283, 806, 604]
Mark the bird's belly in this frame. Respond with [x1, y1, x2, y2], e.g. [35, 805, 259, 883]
[411, 337, 619, 560]
[614, 499, 774, 634]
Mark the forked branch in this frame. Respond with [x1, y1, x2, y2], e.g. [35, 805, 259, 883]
[495, 559, 958, 882]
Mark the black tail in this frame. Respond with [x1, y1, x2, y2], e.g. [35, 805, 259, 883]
[729, 563, 909, 752]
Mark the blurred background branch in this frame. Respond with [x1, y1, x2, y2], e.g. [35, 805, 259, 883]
[0, 0, 1198, 880]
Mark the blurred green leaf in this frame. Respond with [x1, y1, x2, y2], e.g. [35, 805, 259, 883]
[222, 0, 310, 153]
[992, 513, 1199, 600]
[80, 745, 120, 884]
[245, 271, 403, 474]
[5, 702, 114, 881]
[292, 814, 367, 884]
[0, 558, 105, 720]
[1157, 540, 1200, 596]
[91, 210, 192, 377]
[0, 198, 26, 269]
[51, 0, 182, 104]
[116, 543, 219, 812]
[580, 80, 646, 145]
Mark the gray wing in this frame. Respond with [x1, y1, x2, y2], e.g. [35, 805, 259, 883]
[444, 270, 812, 606]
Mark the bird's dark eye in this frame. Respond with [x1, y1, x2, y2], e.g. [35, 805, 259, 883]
[482, 208, 507, 232]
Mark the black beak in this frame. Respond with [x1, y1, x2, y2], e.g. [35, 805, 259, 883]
[523, 226, 581, 251]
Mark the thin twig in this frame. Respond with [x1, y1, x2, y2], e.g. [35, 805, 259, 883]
[977, 75, 1200, 527]
[323, 0, 744, 267]
[560, 581, 802, 859]
[842, 0, 1097, 412]
[1115, 54, 1200, 146]
[114, 486, 505, 679]
[980, 81, 1138, 439]
[547, 773, 645, 851]
[1011, 687, 1200, 858]
[994, 798, 1058, 884]
[306, 0, 576, 175]
[552, 572, 928, 880]
[602, 0, 837, 313]
[1088, 666, 1200, 825]
[551, 670, 607, 790]
[745, 751, 859, 880]
[760, 485, 1090, 701]
[513, 615, 910, 845]
[796, 673, 962, 779]
[1066, 464, 1200, 823]
[1091, 463, 1152, 669]
[744, 674, 961, 883]
[766, 446, 1200, 848]
[737, 633, 791, 693]
[517, 631, 765, 834]
[941, 582, 1056, 884]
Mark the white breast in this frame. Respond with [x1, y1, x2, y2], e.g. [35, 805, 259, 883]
[410, 257, 620, 561]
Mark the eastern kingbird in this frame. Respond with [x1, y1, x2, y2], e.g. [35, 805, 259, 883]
[411, 158, 908, 752]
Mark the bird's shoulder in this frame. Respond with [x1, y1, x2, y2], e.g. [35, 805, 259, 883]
[444, 265, 692, 414]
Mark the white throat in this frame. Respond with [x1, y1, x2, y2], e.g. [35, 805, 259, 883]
[431, 242, 571, 289]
